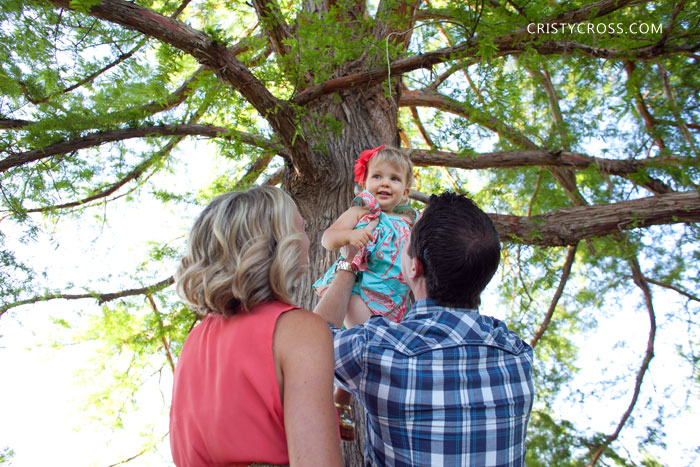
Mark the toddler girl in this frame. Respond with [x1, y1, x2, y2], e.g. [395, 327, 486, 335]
[313, 145, 417, 440]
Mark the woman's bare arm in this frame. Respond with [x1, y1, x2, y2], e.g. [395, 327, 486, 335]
[273, 310, 342, 467]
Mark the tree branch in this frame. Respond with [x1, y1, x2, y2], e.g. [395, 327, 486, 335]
[624, 60, 666, 151]
[15, 1, 194, 106]
[406, 189, 700, 245]
[530, 244, 578, 347]
[4, 67, 211, 131]
[108, 66, 208, 120]
[262, 167, 284, 186]
[405, 141, 674, 194]
[146, 294, 175, 373]
[401, 88, 538, 148]
[292, 38, 699, 104]
[18, 36, 147, 106]
[642, 276, 700, 302]
[47, 0, 316, 178]
[374, 0, 422, 49]
[290, 0, 700, 105]
[0, 277, 174, 318]
[526, 64, 588, 205]
[105, 432, 169, 467]
[0, 118, 34, 130]
[3, 96, 217, 216]
[0, 124, 282, 173]
[658, 63, 699, 156]
[657, 0, 687, 48]
[587, 256, 656, 466]
[252, 0, 293, 58]
[233, 152, 276, 190]
[490, 191, 700, 246]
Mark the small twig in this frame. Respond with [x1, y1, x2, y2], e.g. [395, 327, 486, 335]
[146, 295, 175, 372]
[641, 276, 699, 302]
[104, 432, 169, 467]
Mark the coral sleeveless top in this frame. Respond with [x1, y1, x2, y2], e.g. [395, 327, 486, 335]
[170, 301, 298, 466]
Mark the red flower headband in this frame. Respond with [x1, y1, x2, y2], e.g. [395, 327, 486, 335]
[353, 145, 385, 183]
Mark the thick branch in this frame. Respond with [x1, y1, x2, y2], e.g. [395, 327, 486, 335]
[530, 244, 578, 347]
[262, 167, 284, 186]
[490, 191, 700, 246]
[292, 39, 699, 104]
[407, 147, 681, 176]
[0, 277, 174, 318]
[0, 124, 281, 173]
[405, 138, 673, 194]
[408, 190, 699, 245]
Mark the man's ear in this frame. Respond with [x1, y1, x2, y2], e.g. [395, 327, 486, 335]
[408, 255, 423, 280]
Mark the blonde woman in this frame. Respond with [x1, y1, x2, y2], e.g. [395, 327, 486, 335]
[170, 187, 341, 467]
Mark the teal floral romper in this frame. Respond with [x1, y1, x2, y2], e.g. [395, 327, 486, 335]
[313, 190, 418, 323]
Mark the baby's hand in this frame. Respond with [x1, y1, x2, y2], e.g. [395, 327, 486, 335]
[347, 219, 379, 248]
[348, 228, 373, 248]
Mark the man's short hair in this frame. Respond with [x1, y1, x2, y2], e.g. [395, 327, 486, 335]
[408, 191, 500, 308]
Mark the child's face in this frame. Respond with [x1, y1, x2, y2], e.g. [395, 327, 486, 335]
[362, 158, 410, 212]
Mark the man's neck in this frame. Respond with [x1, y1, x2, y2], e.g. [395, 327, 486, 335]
[410, 278, 428, 302]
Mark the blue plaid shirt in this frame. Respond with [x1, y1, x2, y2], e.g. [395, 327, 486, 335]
[331, 298, 534, 466]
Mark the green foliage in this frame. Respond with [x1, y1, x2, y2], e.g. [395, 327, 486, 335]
[526, 411, 589, 466]
[71, 297, 195, 428]
[0, 446, 15, 465]
[2, 0, 699, 465]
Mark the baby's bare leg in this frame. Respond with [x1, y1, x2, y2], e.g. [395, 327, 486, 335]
[344, 294, 373, 328]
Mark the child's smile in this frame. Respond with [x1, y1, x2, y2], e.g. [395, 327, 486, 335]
[363, 159, 410, 212]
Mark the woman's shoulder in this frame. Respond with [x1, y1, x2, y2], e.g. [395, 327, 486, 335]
[276, 308, 332, 341]
[274, 309, 333, 367]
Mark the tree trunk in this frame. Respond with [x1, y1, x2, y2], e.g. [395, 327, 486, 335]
[284, 81, 400, 466]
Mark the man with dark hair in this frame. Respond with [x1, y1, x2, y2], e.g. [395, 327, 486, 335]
[315, 191, 534, 466]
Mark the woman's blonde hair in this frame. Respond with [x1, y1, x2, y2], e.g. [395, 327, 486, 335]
[176, 186, 306, 317]
[366, 146, 414, 188]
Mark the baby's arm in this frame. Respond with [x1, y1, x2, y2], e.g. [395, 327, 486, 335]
[321, 206, 373, 250]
